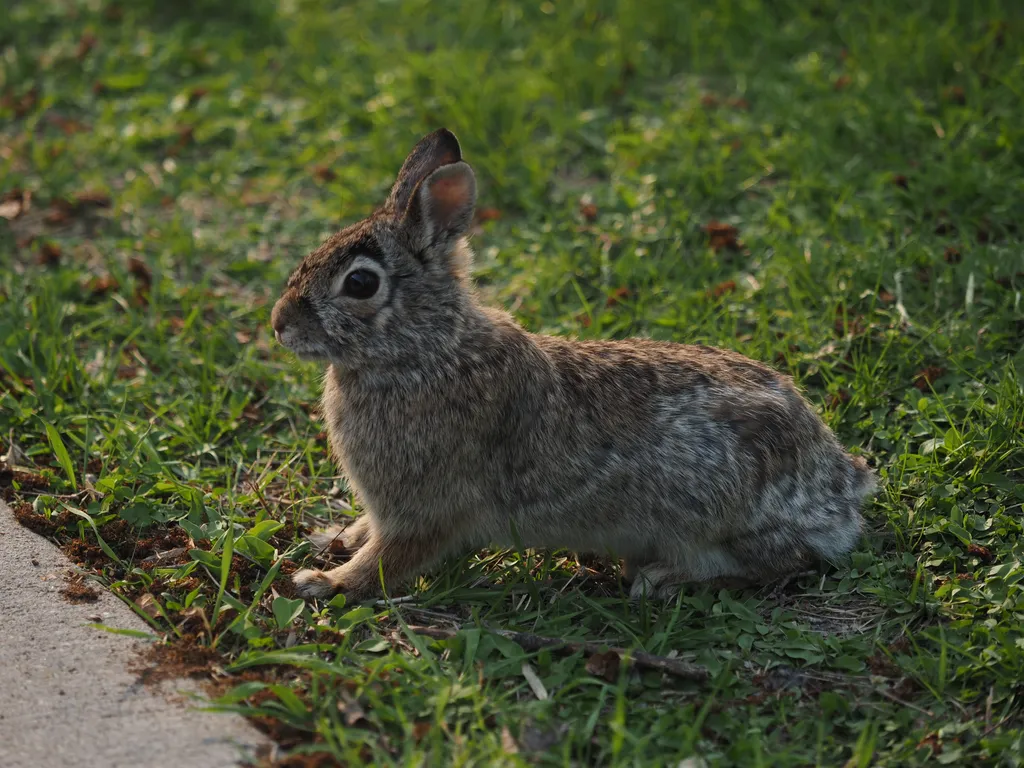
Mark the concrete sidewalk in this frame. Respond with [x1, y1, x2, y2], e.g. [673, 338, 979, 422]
[0, 500, 270, 768]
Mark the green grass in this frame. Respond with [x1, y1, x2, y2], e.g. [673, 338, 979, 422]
[2, 0, 1024, 765]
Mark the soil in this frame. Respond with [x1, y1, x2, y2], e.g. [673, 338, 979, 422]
[60, 572, 100, 603]
[0, 468, 51, 502]
[11, 501, 74, 535]
[132, 633, 223, 686]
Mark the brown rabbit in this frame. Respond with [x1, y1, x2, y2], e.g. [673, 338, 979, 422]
[270, 128, 877, 602]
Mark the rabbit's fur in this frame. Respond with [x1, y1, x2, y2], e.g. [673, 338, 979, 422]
[271, 128, 877, 602]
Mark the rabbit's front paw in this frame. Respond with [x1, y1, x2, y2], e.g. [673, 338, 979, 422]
[292, 567, 341, 598]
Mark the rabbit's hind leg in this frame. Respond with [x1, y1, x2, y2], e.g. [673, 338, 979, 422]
[628, 546, 745, 601]
[305, 515, 372, 555]
[721, 527, 816, 585]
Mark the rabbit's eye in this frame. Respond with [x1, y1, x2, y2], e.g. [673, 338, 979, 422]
[341, 269, 380, 299]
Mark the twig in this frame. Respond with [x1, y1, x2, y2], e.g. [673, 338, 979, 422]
[374, 595, 419, 606]
[981, 712, 1014, 738]
[875, 684, 934, 717]
[407, 625, 709, 682]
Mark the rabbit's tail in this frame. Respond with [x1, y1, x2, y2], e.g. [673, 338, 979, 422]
[848, 454, 878, 498]
[801, 455, 876, 564]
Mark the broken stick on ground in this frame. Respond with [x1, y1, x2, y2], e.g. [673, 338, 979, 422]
[407, 625, 710, 682]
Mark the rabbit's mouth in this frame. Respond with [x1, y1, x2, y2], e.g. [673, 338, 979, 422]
[274, 328, 332, 361]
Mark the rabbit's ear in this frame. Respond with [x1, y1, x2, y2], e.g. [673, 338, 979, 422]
[387, 128, 463, 215]
[403, 161, 477, 253]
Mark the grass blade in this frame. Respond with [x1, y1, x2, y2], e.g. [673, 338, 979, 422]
[44, 422, 77, 490]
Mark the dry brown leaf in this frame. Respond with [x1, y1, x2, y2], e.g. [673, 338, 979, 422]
[176, 606, 207, 633]
[606, 287, 630, 307]
[475, 207, 502, 223]
[966, 543, 994, 563]
[917, 733, 942, 756]
[3, 439, 31, 467]
[411, 721, 431, 743]
[0, 200, 22, 220]
[942, 85, 966, 105]
[0, 189, 30, 220]
[913, 366, 945, 391]
[127, 256, 152, 287]
[3, 87, 38, 117]
[45, 113, 88, 135]
[579, 200, 598, 222]
[500, 725, 519, 754]
[178, 124, 195, 144]
[76, 32, 97, 60]
[703, 221, 740, 252]
[74, 189, 112, 207]
[834, 75, 851, 91]
[85, 274, 120, 297]
[44, 200, 74, 225]
[115, 365, 140, 380]
[37, 242, 62, 267]
[136, 593, 161, 619]
[834, 306, 865, 337]
[995, 272, 1024, 289]
[826, 390, 851, 410]
[312, 165, 336, 182]
[584, 650, 620, 683]
[338, 693, 369, 727]
[708, 280, 737, 299]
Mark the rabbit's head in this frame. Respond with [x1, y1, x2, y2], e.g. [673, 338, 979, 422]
[270, 128, 478, 370]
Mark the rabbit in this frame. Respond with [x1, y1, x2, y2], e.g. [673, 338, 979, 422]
[270, 128, 877, 602]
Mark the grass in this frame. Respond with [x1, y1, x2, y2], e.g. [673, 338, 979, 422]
[2, 0, 1023, 764]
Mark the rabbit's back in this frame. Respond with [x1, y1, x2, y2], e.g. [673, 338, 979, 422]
[484, 336, 871, 565]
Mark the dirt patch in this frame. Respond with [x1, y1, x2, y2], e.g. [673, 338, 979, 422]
[11, 502, 74, 536]
[135, 635, 298, 692]
[60, 572, 100, 603]
[136, 526, 190, 559]
[251, 748, 342, 768]
[14, 503, 195, 569]
[779, 593, 884, 639]
[133, 634, 223, 686]
[246, 698, 314, 753]
[62, 537, 108, 568]
[2, 469, 52, 502]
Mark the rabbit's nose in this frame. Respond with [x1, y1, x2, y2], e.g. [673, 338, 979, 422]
[270, 301, 288, 335]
